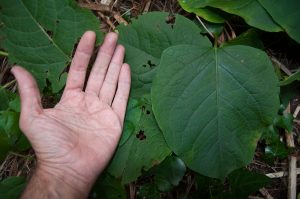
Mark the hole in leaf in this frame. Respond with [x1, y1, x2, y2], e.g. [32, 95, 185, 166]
[146, 110, 150, 115]
[165, 15, 176, 29]
[147, 60, 156, 67]
[56, 20, 60, 24]
[136, 130, 146, 140]
[46, 30, 54, 38]
[141, 105, 146, 112]
[142, 64, 147, 67]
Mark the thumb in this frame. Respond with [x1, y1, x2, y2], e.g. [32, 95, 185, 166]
[11, 66, 43, 118]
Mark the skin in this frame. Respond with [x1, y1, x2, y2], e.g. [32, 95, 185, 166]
[11, 31, 131, 199]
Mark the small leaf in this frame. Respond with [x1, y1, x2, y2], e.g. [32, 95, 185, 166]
[0, 176, 26, 199]
[152, 44, 279, 179]
[137, 183, 160, 199]
[153, 156, 186, 192]
[280, 70, 300, 86]
[274, 113, 294, 132]
[89, 173, 126, 199]
[178, 0, 227, 23]
[0, 0, 103, 91]
[0, 88, 15, 111]
[227, 169, 271, 199]
[223, 29, 264, 49]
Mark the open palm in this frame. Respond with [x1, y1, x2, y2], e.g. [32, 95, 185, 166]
[11, 32, 131, 189]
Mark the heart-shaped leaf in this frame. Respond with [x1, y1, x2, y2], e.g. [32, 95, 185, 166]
[152, 44, 279, 179]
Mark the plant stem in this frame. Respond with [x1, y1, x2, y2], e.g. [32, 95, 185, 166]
[1, 80, 16, 89]
[196, 16, 214, 39]
[0, 50, 8, 57]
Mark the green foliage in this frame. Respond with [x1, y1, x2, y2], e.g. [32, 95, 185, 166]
[0, 89, 30, 160]
[89, 173, 126, 199]
[0, 0, 103, 92]
[257, 0, 300, 43]
[178, 0, 282, 32]
[108, 97, 171, 184]
[195, 169, 271, 199]
[117, 12, 211, 98]
[152, 44, 279, 179]
[151, 156, 186, 192]
[0, 176, 26, 199]
[2, 0, 300, 197]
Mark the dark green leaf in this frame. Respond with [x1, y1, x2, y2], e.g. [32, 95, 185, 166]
[119, 99, 143, 146]
[178, 0, 282, 32]
[0, 88, 15, 111]
[108, 97, 171, 184]
[152, 44, 279, 179]
[153, 156, 186, 192]
[89, 173, 126, 199]
[178, 0, 227, 23]
[223, 29, 264, 49]
[118, 12, 211, 98]
[0, 176, 26, 199]
[137, 183, 160, 199]
[227, 169, 271, 198]
[280, 70, 300, 86]
[0, 0, 103, 91]
[274, 113, 294, 132]
[258, 0, 300, 43]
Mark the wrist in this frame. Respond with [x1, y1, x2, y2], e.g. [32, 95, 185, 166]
[21, 162, 94, 199]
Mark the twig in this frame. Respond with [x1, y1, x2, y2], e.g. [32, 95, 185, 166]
[143, 0, 152, 13]
[293, 106, 300, 118]
[1, 80, 16, 89]
[285, 103, 297, 199]
[196, 16, 214, 39]
[271, 57, 292, 76]
[98, 11, 116, 30]
[112, 11, 129, 26]
[100, 0, 113, 6]
[259, 188, 274, 199]
[78, 2, 111, 12]
[0, 50, 8, 57]
[265, 168, 300, 178]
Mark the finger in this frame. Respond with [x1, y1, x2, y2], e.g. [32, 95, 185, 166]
[99, 45, 125, 105]
[112, 63, 131, 122]
[85, 32, 118, 95]
[64, 31, 96, 93]
[11, 66, 42, 116]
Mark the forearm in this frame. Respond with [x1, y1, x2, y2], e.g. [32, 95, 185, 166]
[21, 165, 93, 199]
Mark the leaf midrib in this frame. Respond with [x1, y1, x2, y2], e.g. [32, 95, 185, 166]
[20, 0, 70, 60]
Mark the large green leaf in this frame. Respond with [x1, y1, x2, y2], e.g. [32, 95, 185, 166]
[117, 12, 211, 98]
[152, 45, 279, 179]
[178, 0, 282, 32]
[258, 0, 300, 43]
[0, 0, 102, 92]
[108, 97, 171, 184]
[0, 176, 26, 199]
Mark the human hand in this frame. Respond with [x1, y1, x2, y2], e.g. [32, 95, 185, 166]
[11, 31, 131, 199]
